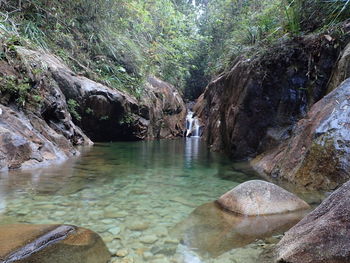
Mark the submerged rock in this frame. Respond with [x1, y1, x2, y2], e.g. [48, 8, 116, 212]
[0, 224, 110, 263]
[217, 180, 310, 215]
[276, 180, 350, 263]
[172, 202, 307, 258]
[252, 78, 350, 190]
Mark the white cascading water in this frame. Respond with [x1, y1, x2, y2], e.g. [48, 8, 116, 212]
[186, 111, 200, 137]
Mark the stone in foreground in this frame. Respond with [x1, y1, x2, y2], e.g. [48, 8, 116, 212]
[276, 180, 350, 263]
[0, 224, 110, 263]
[217, 180, 310, 215]
[172, 202, 307, 257]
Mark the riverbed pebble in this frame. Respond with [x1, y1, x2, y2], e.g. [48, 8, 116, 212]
[116, 249, 129, 257]
[140, 235, 158, 244]
[127, 221, 149, 231]
[108, 226, 121, 235]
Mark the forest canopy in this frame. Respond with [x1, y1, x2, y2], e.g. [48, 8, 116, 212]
[0, 0, 349, 100]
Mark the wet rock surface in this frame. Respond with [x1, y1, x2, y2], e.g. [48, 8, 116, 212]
[141, 77, 186, 139]
[217, 180, 310, 215]
[172, 202, 306, 258]
[0, 47, 91, 170]
[194, 33, 349, 159]
[0, 46, 186, 170]
[0, 102, 88, 171]
[17, 48, 186, 142]
[0, 224, 110, 263]
[252, 78, 350, 190]
[276, 180, 350, 263]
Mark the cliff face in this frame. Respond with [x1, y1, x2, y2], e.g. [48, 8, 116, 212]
[195, 34, 347, 159]
[17, 48, 186, 142]
[252, 79, 350, 190]
[195, 28, 350, 189]
[142, 76, 186, 139]
[0, 46, 186, 170]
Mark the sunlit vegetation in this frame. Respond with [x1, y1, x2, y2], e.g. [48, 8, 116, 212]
[0, 0, 349, 100]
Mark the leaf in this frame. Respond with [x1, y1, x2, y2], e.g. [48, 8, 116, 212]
[117, 66, 127, 73]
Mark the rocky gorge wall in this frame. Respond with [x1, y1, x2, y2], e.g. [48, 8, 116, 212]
[195, 26, 350, 190]
[0, 46, 186, 170]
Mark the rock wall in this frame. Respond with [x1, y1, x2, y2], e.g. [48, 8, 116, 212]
[252, 78, 350, 190]
[143, 76, 186, 139]
[276, 180, 350, 262]
[0, 105, 84, 170]
[17, 48, 186, 141]
[0, 46, 186, 170]
[195, 33, 348, 159]
[194, 27, 350, 190]
[0, 51, 91, 170]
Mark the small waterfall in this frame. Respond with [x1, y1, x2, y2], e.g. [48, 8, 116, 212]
[185, 111, 200, 137]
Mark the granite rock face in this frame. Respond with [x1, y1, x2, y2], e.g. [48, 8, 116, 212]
[217, 180, 310, 215]
[0, 105, 82, 170]
[0, 46, 186, 170]
[0, 52, 91, 170]
[252, 78, 350, 190]
[17, 47, 186, 141]
[276, 180, 350, 263]
[194, 30, 350, 190]
[0, 224, 110, 263]
[194, 34, 346, 159]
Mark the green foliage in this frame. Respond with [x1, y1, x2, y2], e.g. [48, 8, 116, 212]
[85, 108, 93, 115]
[119, 113, 135, 125]
[184, 0, 350, 98]
[2, 0, 201, 95]
[284, 0, 301, 34]
[0, 75, 31, 106]
[1, 0, 349, 103]
[67, 99, 81, 121]
[99, 115, 109, 121]
[298, 0, 350, 31]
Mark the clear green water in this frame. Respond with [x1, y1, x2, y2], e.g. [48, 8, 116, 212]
[0, 139, 318, 263]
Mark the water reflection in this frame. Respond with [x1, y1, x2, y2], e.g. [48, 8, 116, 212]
[0, 184, 6, 214]
[184, 137, 200, 169]
[0, 140, 319, 262]
[172, 202, 308, 259]
[0, 139, 252, 198]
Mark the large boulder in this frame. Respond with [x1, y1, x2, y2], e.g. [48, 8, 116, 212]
[276, 180, 350, 263]
[142, 76, 186, 139]
[0, 53, 92, 170]
[217, 180, 310, 215]
[0, 104, 85, 170]
[16, 47, 186, 141]
[252, 78, 350, 190]
[0, 224, 110, 263]
[194, 33, 349, 159]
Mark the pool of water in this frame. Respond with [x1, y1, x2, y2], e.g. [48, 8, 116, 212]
[0, 138, 322, 263]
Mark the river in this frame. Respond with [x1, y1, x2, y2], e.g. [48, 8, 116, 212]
[0, 138, 322, 263]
